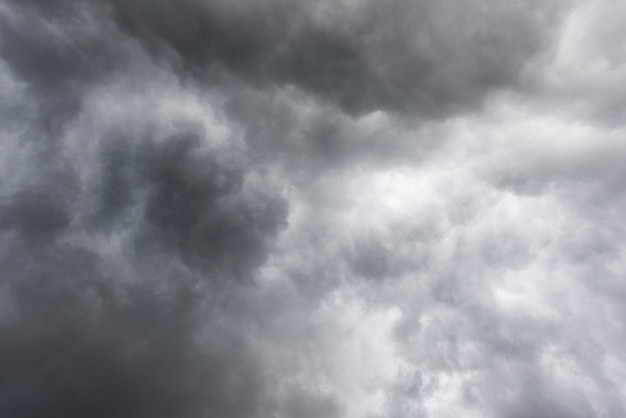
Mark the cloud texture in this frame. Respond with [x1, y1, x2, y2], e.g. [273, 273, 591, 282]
[1, 0, 625, 417]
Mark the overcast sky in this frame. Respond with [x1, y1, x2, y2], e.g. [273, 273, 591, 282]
[1, 0, 625, 417]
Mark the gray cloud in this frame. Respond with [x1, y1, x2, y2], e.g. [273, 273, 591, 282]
[2, 0, 626, 417]
[0, 7, 288, 414]
[537, 0, 626, 126]
[5, 0, 565, 117]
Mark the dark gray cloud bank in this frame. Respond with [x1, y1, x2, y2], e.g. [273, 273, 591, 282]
[1, 0, 625, 417]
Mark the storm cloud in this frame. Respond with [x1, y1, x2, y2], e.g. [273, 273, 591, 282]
[1, 0, 626, 417]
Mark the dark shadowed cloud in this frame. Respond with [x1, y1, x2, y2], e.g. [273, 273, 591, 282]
[5, 0, 564, 117]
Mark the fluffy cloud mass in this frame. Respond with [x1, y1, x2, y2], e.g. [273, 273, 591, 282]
[1, 0, 625, 417]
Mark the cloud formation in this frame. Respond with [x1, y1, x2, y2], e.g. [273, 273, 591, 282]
[1, 0, 626, 417]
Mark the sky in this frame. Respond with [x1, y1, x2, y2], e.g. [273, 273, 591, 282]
[0, 0, 625, 417]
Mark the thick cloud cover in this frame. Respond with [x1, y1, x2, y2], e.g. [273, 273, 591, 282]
[1, 0, 626, 417]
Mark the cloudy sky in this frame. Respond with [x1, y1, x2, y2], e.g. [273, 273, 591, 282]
[1, 0, 625, 417]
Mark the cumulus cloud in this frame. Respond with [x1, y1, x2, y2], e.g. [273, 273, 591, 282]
[1, 0, 626, 417]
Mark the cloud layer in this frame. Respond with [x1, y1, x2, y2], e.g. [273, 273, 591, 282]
[1, 0, 625, 417]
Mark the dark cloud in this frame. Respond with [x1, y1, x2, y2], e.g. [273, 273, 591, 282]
[0, 1, 121, 138]
[0, 2, 289, 413]
[5, 0, 565, 117]
[281, 388, 342, 418]
[110, 0, 566, 116]
[0, 189, 70, 242]
[0, 243, 270, 418]
[0, 137, 284, 418]
[112, 129, 287, 280]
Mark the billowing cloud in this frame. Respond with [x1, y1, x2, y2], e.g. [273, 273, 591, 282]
[5, 0, 564, 116]
[1, 0, 626, 417]
[103, 0, 564, 116]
